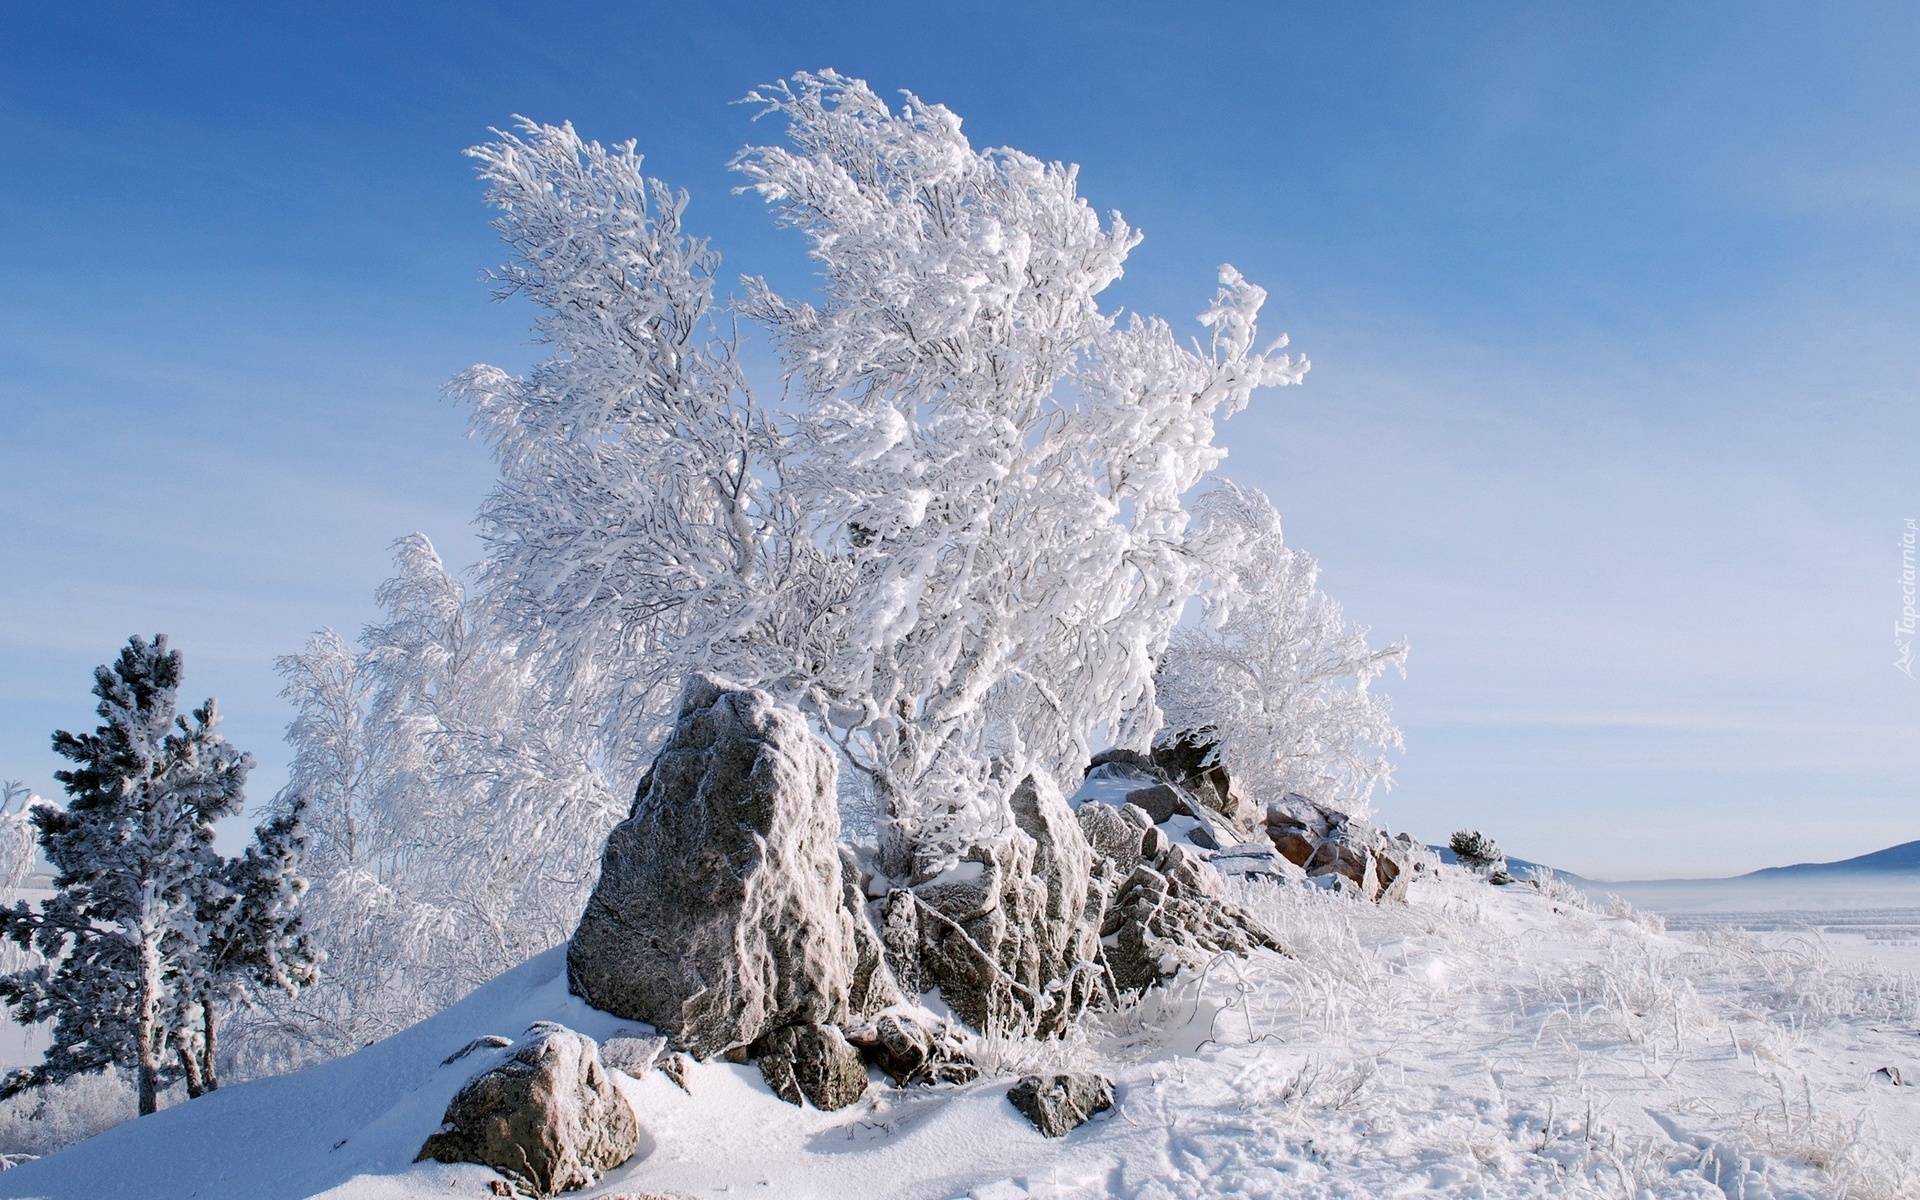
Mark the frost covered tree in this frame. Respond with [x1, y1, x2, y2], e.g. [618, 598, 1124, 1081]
[0, 785, 39, 985]
[266, 71, 1385, 1058]
[451, 72, 1306, 870]
[735, 73, 1307, 864]
[1157, 484, 1406, 816]
[0, 637, 252, 1115]
[259, 537, 620, 1063]
[171, 801, 317, 1096]
[451, 122, 777, 782]
[0, 784, 37, 899]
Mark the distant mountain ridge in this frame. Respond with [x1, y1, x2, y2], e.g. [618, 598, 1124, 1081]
[1744, 838, 1920, 877]
[1427, 838, 1920, 885]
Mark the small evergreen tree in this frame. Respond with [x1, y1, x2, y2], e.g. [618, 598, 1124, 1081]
[171, 798, 318, 1096]
[1449, 829, 1503, 872]
[0, 635, 309, 1115]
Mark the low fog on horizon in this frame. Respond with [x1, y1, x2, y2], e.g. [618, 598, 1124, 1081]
[2, 2, 1915, 882]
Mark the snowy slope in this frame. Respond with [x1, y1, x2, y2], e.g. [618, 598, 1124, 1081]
[5, 870, 1919, 1199]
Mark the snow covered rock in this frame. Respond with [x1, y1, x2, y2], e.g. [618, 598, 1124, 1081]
[599, 1035, 666, 1078]
[1210, 839, 1306, 883]
[1121, 781, 1183, 824]
[1103, 842, 1289, 992]
[1150, 730, 1259, 832]
[414, 1022, 638, 1198]
[1074, 800, 1152, 877]
[750, 1022, 868, 1111]
[837, 845, 900, 1015]
[1085, 747, 1166, 780]
[1307, 831, 1378, 893]
[1373, 834, 1422, 901]
[890, 775, 1103, 1036]
[657, 1051, 692, 1093]
[1261, 796, 1427, 902]
[1006, 1072, 1115, 1137]
[567, 676, 898, 1059]
[443, 1035, 514, 1065]
[1264, 794, 1339, 866]
[1072, 760, 1232, 855]
[845, 1009, 978, 1086]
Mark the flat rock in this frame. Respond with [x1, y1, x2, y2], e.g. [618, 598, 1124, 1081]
[1007, 1072, 1115, 1137]
[599, 1035, 666, 1077]
[1211, 840, 1306, 884]
[1122, 783, 1183, 824]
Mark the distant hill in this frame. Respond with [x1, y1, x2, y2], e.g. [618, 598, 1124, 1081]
[1744, 839, 1920, 877]
[1428, 845, 1592, 885]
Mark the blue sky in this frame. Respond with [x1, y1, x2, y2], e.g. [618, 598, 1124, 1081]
[2, 2, 1915, 879]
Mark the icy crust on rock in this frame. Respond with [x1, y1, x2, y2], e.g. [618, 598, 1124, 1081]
[567, 677, 898, 1058]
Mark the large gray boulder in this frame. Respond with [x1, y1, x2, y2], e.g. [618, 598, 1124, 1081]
[887, 775, 1104, 1037]
[568, 676, 899, 1058]
[416, 1023, 638, 1198]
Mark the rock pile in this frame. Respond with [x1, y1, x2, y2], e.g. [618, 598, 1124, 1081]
[1100, 838, 1291, 992]
[1263, 794, 1429, 901]
[560, 681, 1313, 1140]
[1076, 736, 1429, 904]
[881, 774, 1103, 1037]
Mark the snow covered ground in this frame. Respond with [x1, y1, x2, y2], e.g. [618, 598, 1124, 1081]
[3, 866, 1918, 1199]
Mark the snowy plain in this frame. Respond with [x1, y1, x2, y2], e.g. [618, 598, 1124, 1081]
[3, 865, 1918, 1200]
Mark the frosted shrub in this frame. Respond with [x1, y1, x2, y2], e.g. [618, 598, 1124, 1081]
[0, 1069, 134, 1161]
[1158, 485, 1405, 816]
[1603, 892, 1666, 934]
[966, 1026, 1101, 1080]
[1524, 864, 1592, 910]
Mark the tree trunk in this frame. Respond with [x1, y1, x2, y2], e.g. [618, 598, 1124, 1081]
[135, 946, 162, 1116]
[200, 998, 218, 1093]
[176, 1030, 206, 1099]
